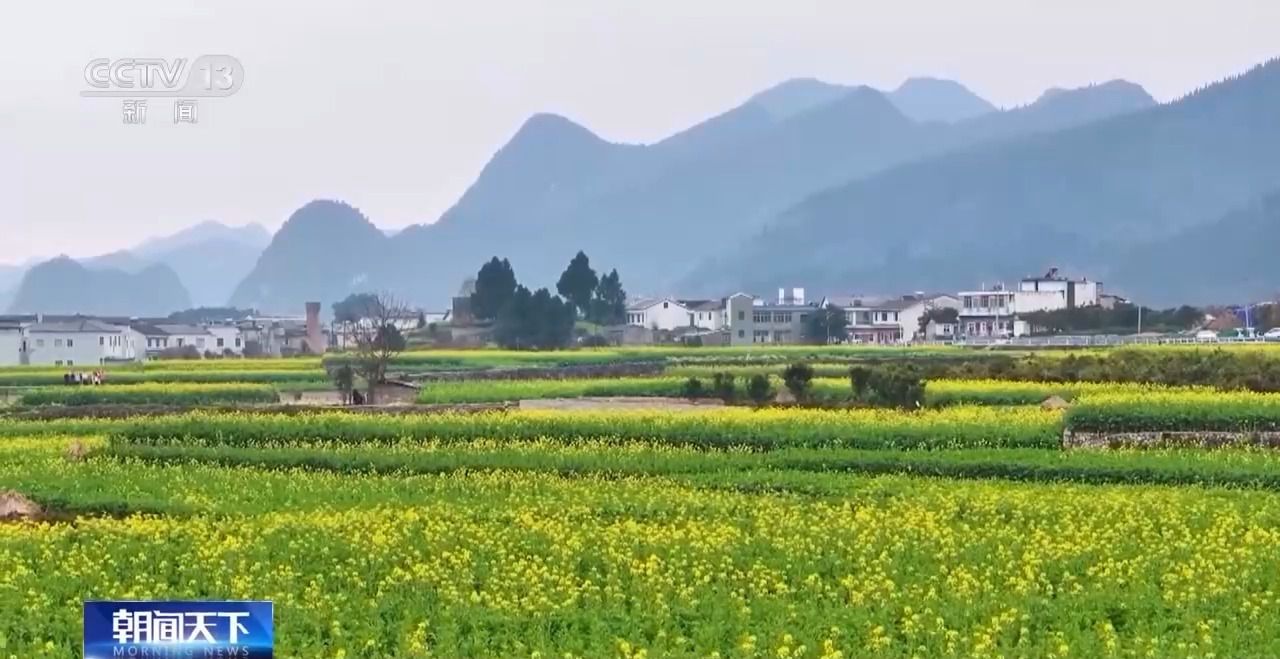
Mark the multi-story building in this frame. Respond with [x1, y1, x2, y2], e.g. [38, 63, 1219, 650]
[625, 298, 727, 332]
[20, 319, 134, 366]
[725, 293, 813, 346]
[958, 270, 1102, 338]
[1018, 268, 1101, 307]
[822, 294, 960, 344]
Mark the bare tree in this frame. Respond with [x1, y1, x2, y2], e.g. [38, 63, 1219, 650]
[335, 291, 409, 404]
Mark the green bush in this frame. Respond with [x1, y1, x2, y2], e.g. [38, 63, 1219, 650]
[781, 363, 815, 402]
[711, 373, 737, 402]
[746, 374, 774, 406]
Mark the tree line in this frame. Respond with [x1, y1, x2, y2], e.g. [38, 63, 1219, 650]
[471, 251, 628, 349]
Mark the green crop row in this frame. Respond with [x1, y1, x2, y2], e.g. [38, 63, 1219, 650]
[0, 369, 328, 386]
[108, 405, 1063, 451]
[99, 439, 1280, 492]
[17, 383, 279, 407]
[1066, 390, 1280, 432]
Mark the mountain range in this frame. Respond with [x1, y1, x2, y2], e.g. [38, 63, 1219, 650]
[6, 221, 270, 314]
[231, 73, 1167, 313]
[688, 59, 1280, 306]
[8, 257, 191, 316]
[12, 61, 1280, 315]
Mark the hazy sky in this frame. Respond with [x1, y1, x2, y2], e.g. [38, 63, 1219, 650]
[2, 0, 1277, 264]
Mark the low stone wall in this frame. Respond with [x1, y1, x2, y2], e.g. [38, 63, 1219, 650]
[1065, 430, 1280, 449]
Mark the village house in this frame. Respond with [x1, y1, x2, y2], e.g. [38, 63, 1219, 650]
[821, 294, 961, 344]
[725, 290, 813, 346]
[20, 318, 134, 366]
[0, 321, 23, 367]
[958, 270, 1102, 338]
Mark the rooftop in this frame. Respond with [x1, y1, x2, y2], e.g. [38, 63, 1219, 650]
[28, 319, 125, 334]
[679, 299, 723, 312]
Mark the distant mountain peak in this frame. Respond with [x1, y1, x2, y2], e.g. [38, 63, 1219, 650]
[1032, 79, 1155, 107]
[509, 112, 608, 148]
[889, 77, 996, 123]
[749, 78, 853, 120]
[9, 255, 190, 315]
[133, 219, 272, 259]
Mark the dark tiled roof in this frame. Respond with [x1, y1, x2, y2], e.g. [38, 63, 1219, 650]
[28, 319, 125, 333]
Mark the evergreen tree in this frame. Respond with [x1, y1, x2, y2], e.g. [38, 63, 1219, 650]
[471, 257, 518, 321]
[590, 268, 628, 325]
[493, 285, 533, 348]
[556, 251, 598, 317]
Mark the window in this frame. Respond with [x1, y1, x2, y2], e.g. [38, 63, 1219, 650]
[737, 311, 745, 321]
[737, 330, 744, 338]
[67, 339, 73, 348]
[217, 338, 225, 348]
[54, 339, 63, 348]
[55, 360, 62, 366]
[773, 312, 792, 323]
[67, 360, 73, 366]
[36, 339, 45, 347]
[176, 338, 185, 347]
[235, 338, 242, 347]
[662, 301, 669, 309]
[753, 312, 770, 323]
[99, 336, 105, 346]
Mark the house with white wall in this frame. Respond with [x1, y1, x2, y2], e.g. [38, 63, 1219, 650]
[20, 319, 132, 366]
[155, 324, 214, 353]
[821, 294, 960, 344]
[0, 323, 23, 367]
[958, 271, 1101, 338]
[626, 298, 694, 331]
[204, 324, 244, 355]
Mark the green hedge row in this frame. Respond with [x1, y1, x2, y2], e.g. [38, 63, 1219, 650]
[109, 406, 1063, 451]
[18, 384, 279, 407]
[103, 442, 1280, 492]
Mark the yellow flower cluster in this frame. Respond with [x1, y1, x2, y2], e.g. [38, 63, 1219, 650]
[2, 433, 1279, 657]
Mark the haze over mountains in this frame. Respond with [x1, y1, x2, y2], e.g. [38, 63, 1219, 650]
[230, 72, 1166, 313]
[688, 60, 1280, 306]
[6, 222, 270, 314]
[12, 60, 1280, 315]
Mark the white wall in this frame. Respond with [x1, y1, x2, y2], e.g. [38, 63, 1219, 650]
[23, 331, 122, 366]
[897, 296, 960, 342]
[627, 299, 694, 331]
[168, 332, 213, 353]
[688, 308, 724, 330]
[0, 331, 22, 367]
[1012, 290, 1068, 314]
[205, 326, 244, 355]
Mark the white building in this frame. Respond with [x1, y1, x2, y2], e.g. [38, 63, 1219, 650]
[329, 313, 418, 350]
[155, 324, 214, 353]
[626, 298, 692, 331]
[625, 297, 728, 332]
[20, 319, 133, 366]
[204, 325, 245, 355]
[958, 271, 1103, 338]
[0, 323, 23, 366]
[821, 294, 960, 344]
